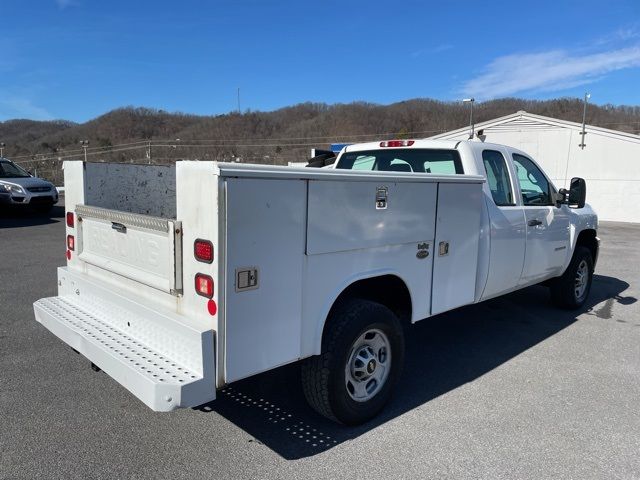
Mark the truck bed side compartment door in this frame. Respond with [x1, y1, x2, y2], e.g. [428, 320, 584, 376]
[224, 178, 306, 383]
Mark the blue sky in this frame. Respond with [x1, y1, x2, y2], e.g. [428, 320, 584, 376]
[1, 0, 639, 122]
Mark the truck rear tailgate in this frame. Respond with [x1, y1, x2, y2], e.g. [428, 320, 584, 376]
[76, 205, 182, 294]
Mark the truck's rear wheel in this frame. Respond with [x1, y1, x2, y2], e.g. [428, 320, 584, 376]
[301, 299, 404, 425]
[550, 246, 594, 309]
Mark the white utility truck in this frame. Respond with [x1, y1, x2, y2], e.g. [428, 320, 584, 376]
[34, 139, 599, 425]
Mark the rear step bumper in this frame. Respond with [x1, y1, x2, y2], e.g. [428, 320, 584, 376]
[34, 268, 216, 412]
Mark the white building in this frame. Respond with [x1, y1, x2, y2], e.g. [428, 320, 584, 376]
[431, 111, 640, 223]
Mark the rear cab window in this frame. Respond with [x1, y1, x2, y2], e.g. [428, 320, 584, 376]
[336, 149, 464, 174]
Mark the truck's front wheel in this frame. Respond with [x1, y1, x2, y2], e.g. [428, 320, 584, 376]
[550, 246, 594, 309]
[301, 299, 404, 425]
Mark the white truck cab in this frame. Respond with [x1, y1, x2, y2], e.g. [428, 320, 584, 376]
[332, 139, 599, 303]
[33, 139, 598, 425]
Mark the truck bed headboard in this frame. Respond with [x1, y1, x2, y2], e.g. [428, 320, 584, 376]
[84, 162, 176, 218]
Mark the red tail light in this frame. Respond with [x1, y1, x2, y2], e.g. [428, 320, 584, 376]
[195, 274, 214, 298]
[67, 235, 75, 251]
[194, 239, 214, 263]
[66, 212, 74, 227]
[380, 140, 415, 147]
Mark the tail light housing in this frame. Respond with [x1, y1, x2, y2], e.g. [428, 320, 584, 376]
[67, 235, 75, 251]
[195, 274, 214, 298]
[66, 212, 74, 227]
[194, 239, 214, 263]
[380, 140, 415, 147]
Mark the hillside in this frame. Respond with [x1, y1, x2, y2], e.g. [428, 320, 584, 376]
[1, 97, 639, 184]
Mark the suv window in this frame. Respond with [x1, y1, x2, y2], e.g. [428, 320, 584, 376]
[482, 150, 514, 206]
[336, 149, 463, 174]
[512, 154, 553, 206]
[0, 161, 30, 178]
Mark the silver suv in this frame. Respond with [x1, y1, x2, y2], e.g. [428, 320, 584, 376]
[0, 158, 59, 212]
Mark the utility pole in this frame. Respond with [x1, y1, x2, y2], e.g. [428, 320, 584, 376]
[80, 140, 89, 162]
[579, 93, 591, 149]
[237, 87, 241, 114]
[0, 142, 5, 157]
[463, 98, 475, 139]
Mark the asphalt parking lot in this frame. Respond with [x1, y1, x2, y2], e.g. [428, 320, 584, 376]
[1, 199, 639, 479]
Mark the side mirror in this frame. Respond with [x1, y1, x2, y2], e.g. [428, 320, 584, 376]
[557, 177, 586, 208]
[568, 177, 586, 208]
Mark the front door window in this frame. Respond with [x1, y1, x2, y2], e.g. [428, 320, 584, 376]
[512, 154, 554, 206]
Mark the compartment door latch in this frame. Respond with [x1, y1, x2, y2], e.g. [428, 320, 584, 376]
[375, 186, 388, 210]
[438, 241, 450, 256]
[235, 267, 259, 292]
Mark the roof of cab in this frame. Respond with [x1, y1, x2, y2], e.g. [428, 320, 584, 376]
[342, 139, 462, 153]
[341, 138, 520, 154]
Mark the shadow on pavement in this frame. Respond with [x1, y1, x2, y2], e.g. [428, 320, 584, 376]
[0, 203, 64, 229]
[195, 274, 634, 459]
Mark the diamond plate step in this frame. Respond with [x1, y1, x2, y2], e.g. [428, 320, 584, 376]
[34, 295, 215, 411]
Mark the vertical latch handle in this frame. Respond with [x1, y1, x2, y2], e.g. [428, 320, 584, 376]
[376, 186, 388, 210]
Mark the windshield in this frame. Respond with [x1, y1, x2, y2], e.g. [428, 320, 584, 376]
[335, 148, 463, 174]
[0, 161, 30, 178]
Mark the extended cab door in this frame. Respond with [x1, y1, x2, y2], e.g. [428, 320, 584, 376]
[479, 148, 526, 300]
[508, 151, 570, 285]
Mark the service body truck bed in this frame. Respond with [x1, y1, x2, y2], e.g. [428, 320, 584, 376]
[34, 139, 599, 423]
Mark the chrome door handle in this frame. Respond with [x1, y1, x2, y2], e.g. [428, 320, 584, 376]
[527, 219, 542, 227]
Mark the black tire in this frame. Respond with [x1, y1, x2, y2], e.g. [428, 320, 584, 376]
[301, 299, 405, 425]
[550, 246, 594, 309]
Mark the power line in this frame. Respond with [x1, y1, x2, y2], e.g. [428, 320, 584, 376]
[9, 139, 151, 160]
[11, 129, 450, 161]
[150, 129, 447, 143]
[10, 129, 450, 164]
[16, 144, 152, 165]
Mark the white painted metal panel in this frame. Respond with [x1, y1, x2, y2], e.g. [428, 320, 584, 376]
[519, 206, 571, 284]
[77, 206, 180, 294]
[63, 161, 86, 272]
[431, 183, 483, 315]
[224, 178, 306, 382]
[175, 161, 222, 385]
[33, 267, 216, 412]
[307, 180, 438, 255]
[301, 243, 434, 357]
[480, 202, 526, 300]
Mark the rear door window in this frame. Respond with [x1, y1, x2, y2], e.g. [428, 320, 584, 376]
[482, 150, 515, 206]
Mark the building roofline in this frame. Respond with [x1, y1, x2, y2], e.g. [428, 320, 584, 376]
[430, 110, 640, 143]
